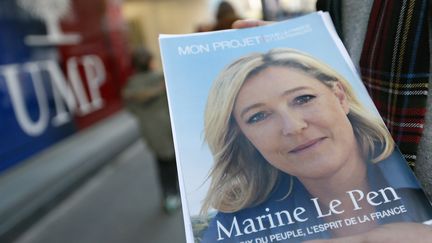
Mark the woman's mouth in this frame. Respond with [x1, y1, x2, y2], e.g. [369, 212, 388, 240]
[289, 137, 326, 154]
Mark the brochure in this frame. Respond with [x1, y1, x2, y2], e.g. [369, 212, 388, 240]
[159, 12, 432, 243]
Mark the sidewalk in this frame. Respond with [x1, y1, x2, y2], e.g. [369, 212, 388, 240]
[14, 140, 186, 243]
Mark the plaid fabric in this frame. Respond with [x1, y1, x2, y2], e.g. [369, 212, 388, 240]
[359, 0, 430, 168]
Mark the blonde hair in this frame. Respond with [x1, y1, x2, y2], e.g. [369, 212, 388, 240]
[202, 48, 394, 214]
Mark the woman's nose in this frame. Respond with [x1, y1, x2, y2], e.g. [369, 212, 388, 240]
[281, 112, 307, 136]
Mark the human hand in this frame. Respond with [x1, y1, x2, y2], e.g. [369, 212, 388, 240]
[232, 19, 272, 29]
[304, 223, 432, 243]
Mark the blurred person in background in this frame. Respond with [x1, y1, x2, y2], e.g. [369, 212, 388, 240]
[196, 1, 240, 32]
[122, 47, 180, 214]
[212, 1, 241, 31]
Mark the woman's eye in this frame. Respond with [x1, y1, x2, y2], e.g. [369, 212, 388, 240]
[293, 95, 316, 105]
[246, 112, 268, 124]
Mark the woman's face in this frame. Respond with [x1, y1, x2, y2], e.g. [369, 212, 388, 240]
[233, 66, 360, 180]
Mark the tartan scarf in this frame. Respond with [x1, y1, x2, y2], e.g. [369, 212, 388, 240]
[359, 0, 430, 168]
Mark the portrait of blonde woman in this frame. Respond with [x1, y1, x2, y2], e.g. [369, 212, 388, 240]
[200, 48, 432, 242]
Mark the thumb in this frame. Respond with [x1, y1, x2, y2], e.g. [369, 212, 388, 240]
[232, 19, 271, 29]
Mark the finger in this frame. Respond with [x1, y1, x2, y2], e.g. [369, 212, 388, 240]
[303, 240, 330, 243]
[304, 234, 365, 243]
[232, 19, 271, 29]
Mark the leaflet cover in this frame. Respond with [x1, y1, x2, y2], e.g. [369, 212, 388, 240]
[159, 12, 432, 243]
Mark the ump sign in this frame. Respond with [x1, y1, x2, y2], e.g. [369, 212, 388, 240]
[0, 0, 132, 172]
